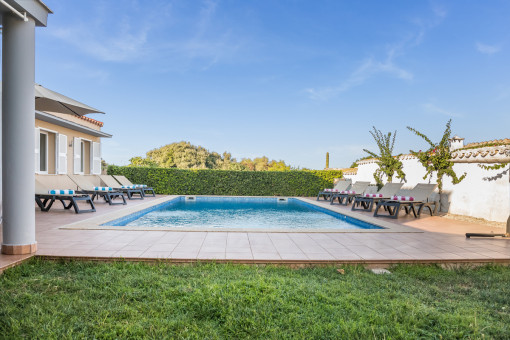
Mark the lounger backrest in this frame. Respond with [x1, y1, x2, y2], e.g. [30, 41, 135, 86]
[99, 175, 121, 188]
[113, 175, 133, 186]
[411, 183, 438, 202]
[378, 183, 404, 197]
[68, 175, 101, 190]
[350, 181, 371, 194]
[333, 179, 352, 191]
[35, 175, 79, 191]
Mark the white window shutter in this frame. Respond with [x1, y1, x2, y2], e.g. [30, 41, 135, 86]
[92, 142, 101, 175]
[35, 128, 40, 173]
[73, 137, 82, 174]
[58, 134, 68, 174]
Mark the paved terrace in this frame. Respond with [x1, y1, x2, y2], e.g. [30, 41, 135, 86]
[1, 195, 509, 271]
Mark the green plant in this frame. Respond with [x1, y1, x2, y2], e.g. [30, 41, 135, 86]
[326, 152, 330, 169]
[107, 166, 343, 196]
[478, 155, 510, 234]
[407, 119, 467, 209]
[363, 127, 406, 188]
[349, 156, 372, 169]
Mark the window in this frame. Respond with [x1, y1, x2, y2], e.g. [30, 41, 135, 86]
[39, 132, 48, 173]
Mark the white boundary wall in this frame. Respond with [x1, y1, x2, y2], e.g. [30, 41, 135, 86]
[344, 146, 510, 222]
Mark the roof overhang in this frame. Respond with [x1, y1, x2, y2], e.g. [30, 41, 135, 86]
[35, 110, 112, 138]
[0, 0, 52, 27]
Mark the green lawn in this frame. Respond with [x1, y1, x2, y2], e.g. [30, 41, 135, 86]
[1, 259, 509, 339]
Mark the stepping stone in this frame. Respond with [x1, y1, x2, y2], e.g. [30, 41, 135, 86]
[370, 268, 391, 274]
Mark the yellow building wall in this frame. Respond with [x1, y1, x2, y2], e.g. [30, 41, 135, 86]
[35, 119, 100, 175]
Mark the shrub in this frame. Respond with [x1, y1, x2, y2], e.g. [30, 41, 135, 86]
[107, 166, 343, 196]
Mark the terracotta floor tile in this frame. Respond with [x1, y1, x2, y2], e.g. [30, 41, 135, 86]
[169, 252, 198, 259]
[252, 252, 281, 260]
[226, 253, 254, 260]
[200, 246, 227, 253]
[225, 247, 252, 253]
[120, 244, 152, 252]
[1, 194, 509, 271]
[197, 252, 225, 260]
[146, 243, 178, 252]
[279, 253, 308, 260]
[141, 251, 172, 259]
[307, 253, 335, 260]
[113, 250, 147, 258]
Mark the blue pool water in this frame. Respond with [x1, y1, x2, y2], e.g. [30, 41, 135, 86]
[105, 197, 382, 230]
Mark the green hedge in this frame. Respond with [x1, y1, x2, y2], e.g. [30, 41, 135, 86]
[107, 166, 343, 196]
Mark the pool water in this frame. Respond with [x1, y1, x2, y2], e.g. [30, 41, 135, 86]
[106, 197, 382, 230]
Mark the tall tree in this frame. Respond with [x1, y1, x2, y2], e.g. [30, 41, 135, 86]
[128, 141, 294, 171]
[326, 152, 330, 169]
[363, 127, 406, 188]
[407, 119, 467, 210]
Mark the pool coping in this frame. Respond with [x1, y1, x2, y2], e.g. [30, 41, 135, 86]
[59, 195, 421, 233]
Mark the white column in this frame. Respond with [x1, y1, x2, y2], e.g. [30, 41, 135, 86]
[1, 14, 37, 254]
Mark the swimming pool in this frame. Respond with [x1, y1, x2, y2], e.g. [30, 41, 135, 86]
[104, 196, 383, 230]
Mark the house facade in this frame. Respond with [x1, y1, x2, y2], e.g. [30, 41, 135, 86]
[35, 110, 111, 176]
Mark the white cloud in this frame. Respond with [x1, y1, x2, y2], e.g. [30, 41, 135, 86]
[50, 18, 151, 62]
[423, 103, 462, 118]
[476, 42, 502, 55]
[48, 0, 242, 69]
[305, 46, 414, 100]
[305, 4, 446, 101]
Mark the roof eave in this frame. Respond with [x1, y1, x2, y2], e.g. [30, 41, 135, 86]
[35, 110, 112, 138]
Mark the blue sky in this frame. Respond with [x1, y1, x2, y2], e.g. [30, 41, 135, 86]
[29, 0, 510, 169]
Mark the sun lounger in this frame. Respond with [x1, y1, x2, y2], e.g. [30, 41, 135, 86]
[330, 181, 371, 205]
[373, 183, 438, 219]
[35, 175, 96, 214]
[351, 183, 404, 212]
[112, 175, 156, 197]
[316, 179, 352, 201]
[98, 175, 144, 200]
[68, 175, 126, 205]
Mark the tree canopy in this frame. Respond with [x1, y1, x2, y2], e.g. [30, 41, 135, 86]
[128, 141, 292, 171]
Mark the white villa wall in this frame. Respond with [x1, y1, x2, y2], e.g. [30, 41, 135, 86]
[344, 148, 510, 222]
[442, 163, 509, 222]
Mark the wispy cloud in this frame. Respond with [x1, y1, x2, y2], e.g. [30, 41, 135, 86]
[476, 42, 502, 55]
[50, 13, 152, 62]
[305, 5, 447, 100]
[48, 0, 242, 69]
[58, 62, 110, 82]
[423, 103, 462, 118]
[305, 49, 414, 100]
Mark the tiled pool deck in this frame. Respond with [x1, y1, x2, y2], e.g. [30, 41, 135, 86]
[1, 195, 509, 270]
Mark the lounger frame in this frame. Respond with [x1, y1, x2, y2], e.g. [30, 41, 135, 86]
[330, 193, 357, 205]
[351, 196, 386, 212]
[316, 180, 352, 201]
[98, 175, 145, 200]
[82, 190, 127, 205]
[35, 194, 96, 214]
[373, 200, 437, 219]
